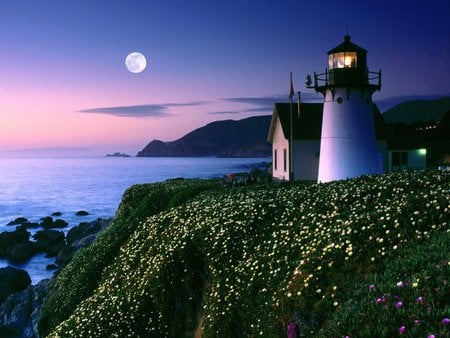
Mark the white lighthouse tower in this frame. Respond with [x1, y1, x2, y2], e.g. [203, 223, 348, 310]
[306, 35, 382, 182]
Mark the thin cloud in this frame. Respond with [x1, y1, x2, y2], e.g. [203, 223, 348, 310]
[78, 101, 209, 118]
[223, 93, 322, 113]
[223, 96, 286, 107]
[207, 110, 242, 115]
[79, 104, 171, 118]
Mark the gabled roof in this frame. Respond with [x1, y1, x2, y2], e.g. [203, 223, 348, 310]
[268, 103, 323, 142]
[268, 102, 388, 142]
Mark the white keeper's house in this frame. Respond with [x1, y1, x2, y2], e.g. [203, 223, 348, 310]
[268, 102, 388, 181]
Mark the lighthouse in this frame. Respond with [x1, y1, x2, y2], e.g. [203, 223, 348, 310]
[306, 35, 382, 182]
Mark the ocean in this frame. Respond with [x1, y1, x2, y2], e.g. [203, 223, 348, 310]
[0, 156, 269, 283]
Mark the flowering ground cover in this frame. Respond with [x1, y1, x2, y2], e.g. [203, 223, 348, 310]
[41, 170, 449, 337]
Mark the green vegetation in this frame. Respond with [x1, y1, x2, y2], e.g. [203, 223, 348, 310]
[40, 171, 449, 337]
[39, 178, 221, 336]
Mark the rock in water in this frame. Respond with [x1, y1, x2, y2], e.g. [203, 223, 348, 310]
[40, 217, 68, 229]
[6, 242, 39, 263]
[0, 267, 31, 304]
[33, 230, 65, 257]
[7, 217, 28, 226]
[0, 227, 30, 257]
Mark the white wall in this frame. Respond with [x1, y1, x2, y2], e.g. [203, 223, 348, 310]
[292, 140, 320, 181]
[271, 116, 289, 181]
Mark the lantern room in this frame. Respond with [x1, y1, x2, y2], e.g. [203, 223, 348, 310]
[306, 35, 381, 94]
[327, 35, 367, 71]
[327, 35, 368, 87]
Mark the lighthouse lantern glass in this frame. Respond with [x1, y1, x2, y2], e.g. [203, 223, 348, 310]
[328, 52, 357, 69]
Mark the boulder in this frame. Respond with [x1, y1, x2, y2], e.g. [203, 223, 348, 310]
[57, 218, 112, 266]
[39, 217, 53, 228]
[7, 217, 28, 226]
[39, 217, 68, 229]
[0, 267, 31, 304]
[52, 219, 68, 228]
[6, 242, 39, 263]
[75, 210, 89, 216]
[0, 278, 50, 338]
[0, 227, 30, 257]
[22, 222, 40, 229]
[33, 230, 65, 257]
[45, 264, 58, 271]
[66, 218, 112, 245]
[51, 212, 62, 217]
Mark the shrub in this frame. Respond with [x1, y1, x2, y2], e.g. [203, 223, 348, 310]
[39, 178, 220, 336]
[43, 170, 449, 337]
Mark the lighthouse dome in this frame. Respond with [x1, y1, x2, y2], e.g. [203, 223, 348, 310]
[327, 35, 367, 55]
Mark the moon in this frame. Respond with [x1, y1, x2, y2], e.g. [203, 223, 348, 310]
[125, 52, 147, 73]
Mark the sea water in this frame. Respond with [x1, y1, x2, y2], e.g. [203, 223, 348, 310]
[0, 156, 269, 283]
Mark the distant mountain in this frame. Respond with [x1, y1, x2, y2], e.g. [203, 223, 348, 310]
[382, 96, 450, 123]
[137, 115, 272, 157]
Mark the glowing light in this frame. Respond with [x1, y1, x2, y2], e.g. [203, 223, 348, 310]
[418, 149, 427, 155]
[344, 56, 352, 67]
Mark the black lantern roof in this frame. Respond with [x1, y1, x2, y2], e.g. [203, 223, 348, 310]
[327, 35, 367, 55]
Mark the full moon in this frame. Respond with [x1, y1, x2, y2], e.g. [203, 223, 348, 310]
[125, 52, 147, 73]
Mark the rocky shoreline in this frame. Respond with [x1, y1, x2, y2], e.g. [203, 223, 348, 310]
[0, 216, 112, 337]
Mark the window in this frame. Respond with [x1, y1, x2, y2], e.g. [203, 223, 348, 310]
[329, 52, 357, 69]
[274, 149, 278, 171]
[283, 148, 287, 172]
[392, 151, 408, 170]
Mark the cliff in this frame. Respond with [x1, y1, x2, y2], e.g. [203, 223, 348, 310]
[38, 171, 450, 337]
[137, 115, 272, 157]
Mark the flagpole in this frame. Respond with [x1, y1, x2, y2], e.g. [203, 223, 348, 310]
[289, 72, 294, 181]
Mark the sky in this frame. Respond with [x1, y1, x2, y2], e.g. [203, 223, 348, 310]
[1, 0, 449, 157]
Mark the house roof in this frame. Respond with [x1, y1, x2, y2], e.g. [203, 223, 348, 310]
[268, 102, 323, 142]
[268, 102, 388, 142]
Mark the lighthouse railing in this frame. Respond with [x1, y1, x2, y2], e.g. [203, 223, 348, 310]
[309, 69, 381, 92]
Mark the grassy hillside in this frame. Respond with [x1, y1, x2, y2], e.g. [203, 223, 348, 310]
[41, 171, 449, 337]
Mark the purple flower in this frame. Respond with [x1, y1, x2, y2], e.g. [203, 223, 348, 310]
[393, 294, 399, 300]
[376, 298, 383, 304]
[416, 296, 424, 303]
[414, 319, 421, 325]
[427, 335, 436, 338]
[395, 301, 403, 309]
[396, 281, 404, 288]
[287, 322, 296, 338]
[442, 317, 450, 325]
[369, 284, 375, 291]
[398, 326, 406, 334]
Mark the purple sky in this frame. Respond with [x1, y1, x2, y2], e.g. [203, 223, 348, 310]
[1, 0, 449, 156]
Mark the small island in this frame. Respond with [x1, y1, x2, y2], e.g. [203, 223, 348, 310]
[106, 152, 130, 157]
